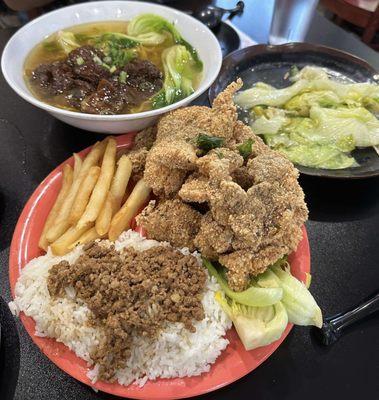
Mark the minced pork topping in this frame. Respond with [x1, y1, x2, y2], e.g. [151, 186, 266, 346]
[47, 241, 207, 380]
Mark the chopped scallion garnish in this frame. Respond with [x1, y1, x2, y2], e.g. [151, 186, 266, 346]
[76, 56, 84, 66]
[93, 55, 103, 65]
[119, 70, 127, 84]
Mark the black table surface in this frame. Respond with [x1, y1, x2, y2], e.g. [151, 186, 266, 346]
[0, 1, 378, 399]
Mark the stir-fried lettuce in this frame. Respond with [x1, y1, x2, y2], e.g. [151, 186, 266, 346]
[235, 66, 379, 169]
[205, 258, 322, 351]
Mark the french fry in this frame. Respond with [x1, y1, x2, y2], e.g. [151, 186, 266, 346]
[38, 164, 73, 251]
[68, 226, 102, 249]
[108, 179, 151, 241]
[94, 155, 132, 236]
[110, 155, 132, 210]
[77, 139, 117, 228]
[69, 166, 100, 224]
[73, 153, 82, 181]
[95, 192, 115, 236]
[45, 140, 107, 243]
[50, 224, 93, 256]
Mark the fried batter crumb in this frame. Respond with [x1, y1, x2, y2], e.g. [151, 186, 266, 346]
[140, 80, 308, 291]
[136, 199, 202, 251]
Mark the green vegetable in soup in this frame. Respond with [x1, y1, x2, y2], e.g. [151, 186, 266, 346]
[94, 33, 138, 67]
[127, 14, 202, 69]
[52, 31, 81, 54]
[152, 44, 199, 108]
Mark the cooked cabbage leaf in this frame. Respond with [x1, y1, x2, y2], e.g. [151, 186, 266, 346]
[236, 66, 379, 169]
[127, 14, 202, 68]
[215, 292, 288, 351]
[277, 144, 356, 169]
[257, 262, 323, 328]
[204, 259, 283, 307]
[54, 31, 80, 54]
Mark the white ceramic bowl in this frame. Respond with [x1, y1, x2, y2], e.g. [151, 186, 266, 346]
[1, 1, 222, 133]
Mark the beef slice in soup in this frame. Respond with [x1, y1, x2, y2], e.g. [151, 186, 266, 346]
[30, 45, 163, 115]
[66, 45, 111, 85]
[32, 60, 75, 95]
[81, 59, 163, 114]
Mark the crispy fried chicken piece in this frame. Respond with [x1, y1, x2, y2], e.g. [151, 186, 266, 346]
[134, 126, 157, 150]
[246, 152, 299, 184]
[211, 79, 242, 142]
[144, 159, 187, 198]
[144, 81, 244, 197]
[209, 180, 248, 225]
[179, 173, 212, 203]
[197, 148, 244, 179]
[230, 120, 268, 157]
[194, 212, 233, 259]
[136, 199, 202, 251]
[156, 106, 212, 141]
[149, 138, 198, 170]
[127, 127, 157, 180]
[139, 80, 308, 291]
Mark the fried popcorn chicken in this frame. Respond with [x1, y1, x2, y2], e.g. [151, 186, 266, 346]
[194, 212, 233, 258]
[139, 80, 308, 291]
[144, 159, 187, 198]
[179, 173, 212, 203]
[127, 127, 157, 180]
[136, 199, 202, 251]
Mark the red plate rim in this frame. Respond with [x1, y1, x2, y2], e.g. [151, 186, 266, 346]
[9, 133, 310, 400]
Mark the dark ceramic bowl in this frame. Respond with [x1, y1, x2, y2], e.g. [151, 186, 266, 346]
[209, 43, 379, 179]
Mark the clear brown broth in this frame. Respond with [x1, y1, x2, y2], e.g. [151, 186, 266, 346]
[23, 21, 202, 114]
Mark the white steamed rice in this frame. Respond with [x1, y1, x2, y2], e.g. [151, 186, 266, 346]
[9, 230, 231, 386]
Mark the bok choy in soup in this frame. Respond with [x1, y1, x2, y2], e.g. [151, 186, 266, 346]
[24, 14, 203, 115]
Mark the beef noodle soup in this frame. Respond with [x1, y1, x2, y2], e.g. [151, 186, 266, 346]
[24, 14, 203, 115]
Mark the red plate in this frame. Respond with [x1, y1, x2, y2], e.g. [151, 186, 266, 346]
[9, 133, 310, 400]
